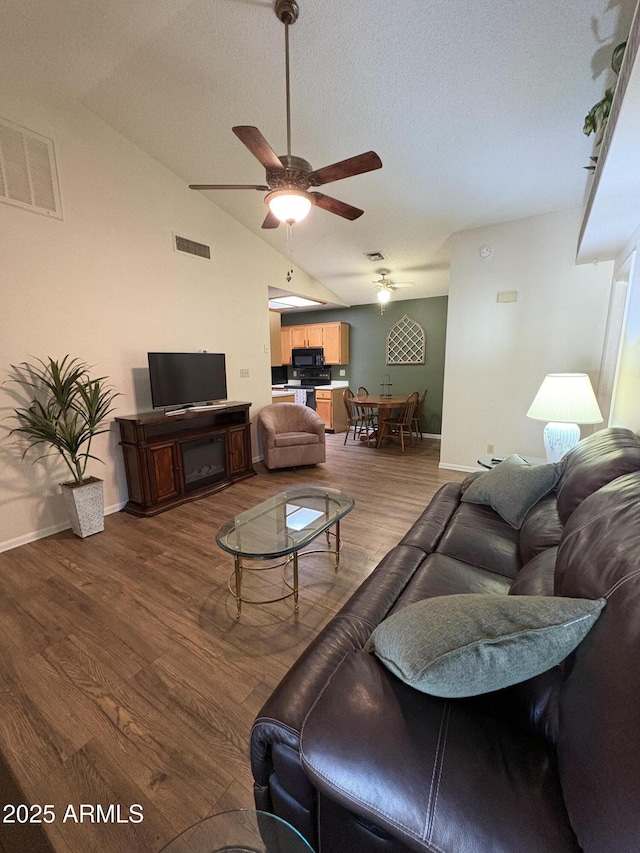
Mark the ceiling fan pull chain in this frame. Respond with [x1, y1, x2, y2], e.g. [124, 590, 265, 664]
[286, 222, 294, 282]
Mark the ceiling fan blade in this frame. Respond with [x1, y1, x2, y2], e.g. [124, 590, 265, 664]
[189, 184, 270, 190]
[262, 210, 281, 229]
[308, 151, 382, 187]
[232, 126, 284, 172]
[312, 192, 364, 220]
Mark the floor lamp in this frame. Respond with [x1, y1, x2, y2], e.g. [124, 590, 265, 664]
[526, 373, 603, 463]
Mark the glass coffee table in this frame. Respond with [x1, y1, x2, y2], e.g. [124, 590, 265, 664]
[216, 485, 354, 618]
[159, 808, 313, 852]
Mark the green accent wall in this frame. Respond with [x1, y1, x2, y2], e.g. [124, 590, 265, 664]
[282, 296, 448, 435]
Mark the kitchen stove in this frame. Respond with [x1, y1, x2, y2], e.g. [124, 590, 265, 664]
[297, 368, 332, 386]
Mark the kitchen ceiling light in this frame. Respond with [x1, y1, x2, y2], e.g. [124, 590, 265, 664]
[268, 295, 324, 309]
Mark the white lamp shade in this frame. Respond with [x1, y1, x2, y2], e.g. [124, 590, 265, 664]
[377, 288, 391, 304]
[266, 190, 313, 223]
[526, 374, 603, 424]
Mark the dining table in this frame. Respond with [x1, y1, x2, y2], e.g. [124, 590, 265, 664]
[352, 394, 409, 445]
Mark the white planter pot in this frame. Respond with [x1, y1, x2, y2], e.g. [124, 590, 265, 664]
[61, 478, 104, 538]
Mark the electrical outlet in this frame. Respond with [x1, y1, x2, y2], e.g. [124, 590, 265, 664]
[264, 344, 269, 353]
[487, 443, 495, 454]
[240, 368, 250, 378]
[339, 369, 346, 376]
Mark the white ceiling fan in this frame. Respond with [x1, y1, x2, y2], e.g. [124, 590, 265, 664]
[374, 269, 414, 313]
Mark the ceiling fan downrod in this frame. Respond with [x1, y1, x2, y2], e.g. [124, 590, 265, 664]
[275, 0, 299, 158]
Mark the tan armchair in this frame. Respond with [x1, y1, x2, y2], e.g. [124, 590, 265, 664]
[258, 403, 326, 470]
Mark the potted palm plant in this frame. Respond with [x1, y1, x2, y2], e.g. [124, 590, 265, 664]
[6, 356, 120, 538]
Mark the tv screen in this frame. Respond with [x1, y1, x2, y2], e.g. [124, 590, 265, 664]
[148, 352, 227, 409]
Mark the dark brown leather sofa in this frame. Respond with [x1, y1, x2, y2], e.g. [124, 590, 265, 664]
[250, 427, 640, 853]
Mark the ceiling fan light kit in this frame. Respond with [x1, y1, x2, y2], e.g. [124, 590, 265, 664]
[266, 188, 313, 224]
[188, 0, 382, 229]
[377, 286, 391, 314]
[373, 269, 415, 312]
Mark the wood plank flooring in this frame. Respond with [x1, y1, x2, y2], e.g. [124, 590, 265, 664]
[0, 434, 461, 852]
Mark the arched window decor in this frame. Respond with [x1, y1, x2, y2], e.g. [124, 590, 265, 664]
[386, 314, 426, 365]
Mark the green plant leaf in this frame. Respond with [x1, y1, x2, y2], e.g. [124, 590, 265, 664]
[582, 40, 627, 168]
[5, 356, 120, 485]
[611, 41, 626, 75]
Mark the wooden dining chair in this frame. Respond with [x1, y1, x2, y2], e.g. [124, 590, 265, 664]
[343, 388, 364, 444]
[376, 392, 419, 452]
[411, 389, 428, 442]
[355, 386, 377, 432]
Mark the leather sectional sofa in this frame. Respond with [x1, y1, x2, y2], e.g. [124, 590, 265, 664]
[250, 427, 640, 852]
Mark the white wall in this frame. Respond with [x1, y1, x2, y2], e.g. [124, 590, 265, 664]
[0, 86, 338, 551]
[440, 208, 614, 470]
[609, 223, 640, 431]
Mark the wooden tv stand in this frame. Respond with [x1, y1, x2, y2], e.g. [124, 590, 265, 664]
[116, 402, 254, 517]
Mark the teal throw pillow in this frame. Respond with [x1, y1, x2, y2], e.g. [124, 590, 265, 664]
[460, 454, 561, 528]
[368, 593, 605, 698]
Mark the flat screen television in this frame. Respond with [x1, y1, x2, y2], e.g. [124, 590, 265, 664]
[148, 352, 227, 409]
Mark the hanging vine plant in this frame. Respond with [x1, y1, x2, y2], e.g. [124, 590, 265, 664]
[583, 40, 627, 171]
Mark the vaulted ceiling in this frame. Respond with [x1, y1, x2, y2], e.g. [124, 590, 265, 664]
[2, 0, 636, 305]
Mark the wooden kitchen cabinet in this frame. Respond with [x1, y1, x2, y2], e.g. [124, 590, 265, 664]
[322, 322, 349, 365]
[281, 322, 349, 365]
[287, 324, 324, 348]
[315, 394, 332, 429]
[269, 310, 283, 366]
[280, 326, 295, 365]
[290, 326, 308, 349]
[316, 387, 349, 433]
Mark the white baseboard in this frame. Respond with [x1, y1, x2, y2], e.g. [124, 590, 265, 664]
[438, 462, 480, 473]
[0, 501, 127, 554]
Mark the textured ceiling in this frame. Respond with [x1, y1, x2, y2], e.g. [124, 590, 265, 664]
[1, 0, 636, 306]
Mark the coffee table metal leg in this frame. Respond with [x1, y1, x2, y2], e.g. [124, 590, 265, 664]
[234, 554, 242, 619]
[335, 520, 341, 570]
[293, 551, 299, 611]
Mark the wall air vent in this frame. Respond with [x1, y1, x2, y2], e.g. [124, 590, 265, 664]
[0, 117, 62, 219]
[174, 234, 211, 259]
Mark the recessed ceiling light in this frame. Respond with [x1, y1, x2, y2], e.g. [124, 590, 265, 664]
[268, 296, 325, 309]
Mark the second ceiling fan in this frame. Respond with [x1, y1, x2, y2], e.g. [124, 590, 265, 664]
[374, 270, 414, 313]
[189, 0, 382, 229]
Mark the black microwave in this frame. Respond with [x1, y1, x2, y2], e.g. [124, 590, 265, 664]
[292, 347, 324, 368]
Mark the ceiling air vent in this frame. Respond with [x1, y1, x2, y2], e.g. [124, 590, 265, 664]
[174, 234, 211, 259]
[365, 251, 385, 262]
[0, 117, 62, 219]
